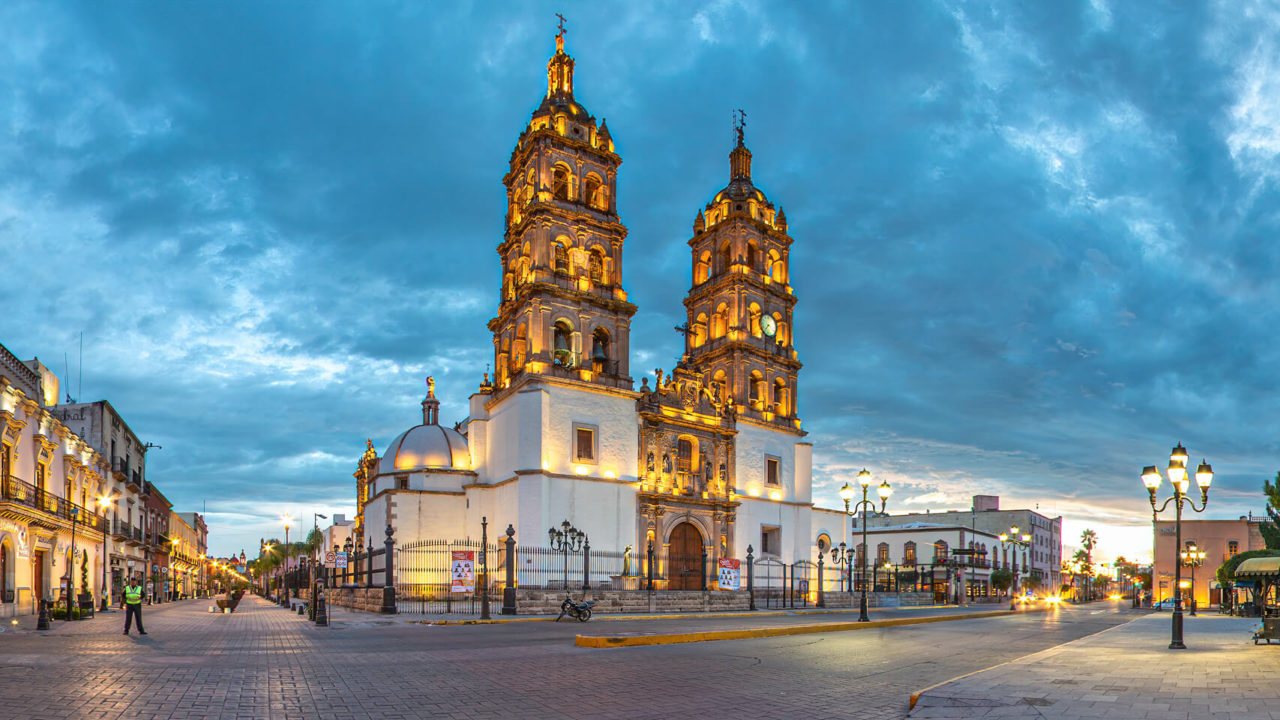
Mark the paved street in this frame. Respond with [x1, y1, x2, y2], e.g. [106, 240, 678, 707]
[0, 597, 1141, 720]
[908, 612, 1280, 719]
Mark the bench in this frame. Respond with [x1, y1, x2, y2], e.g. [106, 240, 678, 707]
[1253, 617, 1280, 645]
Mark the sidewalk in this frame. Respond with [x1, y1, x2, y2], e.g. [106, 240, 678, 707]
[908, 613, 1280, 719]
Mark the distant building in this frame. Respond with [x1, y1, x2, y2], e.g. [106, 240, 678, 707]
[171, 511, 208, 598]
[837, 522, 1002, 602]
[52, 399, 156, 604]
[855, 495, 1063, 590]
[1153, 514, 1267, 608]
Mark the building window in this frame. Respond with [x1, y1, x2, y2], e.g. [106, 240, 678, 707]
[934, 540, 948, 562]
[573, 423, 597, 464]
[761, 526, 781, 556]
[904, 541, 916, 565]
[765, 456, 780, 486]
[816, 533, 831, 552]
[676, 438, 693, 473]
[877, 542, 890, 564]
[396, 476, 408, 490]
[1228, 540, 1239, 557]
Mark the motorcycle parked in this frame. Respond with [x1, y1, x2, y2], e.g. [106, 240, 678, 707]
[557, 594, 595, 622]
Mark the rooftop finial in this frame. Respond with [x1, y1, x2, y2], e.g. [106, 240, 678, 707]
[733, 108, 746, 147]
[426, 376, 436, 399]
[555, 13, 567, 53]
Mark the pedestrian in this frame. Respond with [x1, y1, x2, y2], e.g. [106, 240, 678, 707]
[122, 577, 147, 636]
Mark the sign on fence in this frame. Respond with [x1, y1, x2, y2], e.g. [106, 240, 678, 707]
[451, 550, 475, 592]
[717, 558, 740, 591]
[334, 552, 348, 569]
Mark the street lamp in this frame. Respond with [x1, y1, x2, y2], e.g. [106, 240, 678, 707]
[97, 494, 114, 611]
[342, 537, 353, 586]
[1179, 543, 1206, 617]
[838, 468, 892, 622]
[68, 505, 79, 621]
[1142, 442, 1213, 650]
[548, 520, 584, 591]
[998, 526, 1031, 611]
[829, 543, 854, 593]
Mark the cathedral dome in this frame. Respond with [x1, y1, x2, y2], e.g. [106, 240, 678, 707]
[381, 424, 470, 471]
[380, 378, 470, 472]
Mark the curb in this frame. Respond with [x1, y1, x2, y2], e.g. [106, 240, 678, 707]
[575, 606, 1048, 648]
[413, 610, 796, 625]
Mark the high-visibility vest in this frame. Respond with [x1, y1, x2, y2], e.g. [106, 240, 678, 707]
[124, 586, 143, 604]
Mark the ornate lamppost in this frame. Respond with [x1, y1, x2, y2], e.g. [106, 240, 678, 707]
[829, 543, 854, 593]
[837, 468, 892, 622]
[1179, 543, 1205, 617]
[1142, 442, 1212, 650]
[548, 520, 584, 591]
[97, 495, 114, 611]
[998, 526, 1031, 611]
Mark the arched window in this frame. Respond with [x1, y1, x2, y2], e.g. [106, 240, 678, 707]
[904, 541, 917, 565]
[769, 249, 785, 282]
[816, 534, 831, 553]
[934, 540, 948, 562]
[588, 248, 605, 283]
[710, 304, 727, 339]
[676, 438, 693, 473]
[719, 241, 732, 274]
[552, 165, 571, 201]
[553, 241, 570, 274]
[514, 324, 528, 371]
[584, 174, 606, 210]
[773, 379, 787, 414]
[524, 168, 536, 204]
[553, 321, 574, 367]
[856, 543, 866, 566]
[694, 251, 711, 284]
[877, 542, 890, 564]
[590, 327, 610, 372]
[712, 370, 727, 403]
[747, 241, 759, 273]
[748, 371, 764, 408]
[692, 313, 708, 348]
[748, 303, 762, 337]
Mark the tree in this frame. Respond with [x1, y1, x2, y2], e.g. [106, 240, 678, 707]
[80, 549, 89, 595]
[990, 568, 1014, 595]
[1080, 529, 1098, 600]
[1216, 548, 1280, 610]
[1262, 473, 1280, 550]
[1021, 575, 1042, 594]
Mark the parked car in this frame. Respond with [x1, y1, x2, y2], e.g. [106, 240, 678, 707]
[1153, 598, 1177, 610]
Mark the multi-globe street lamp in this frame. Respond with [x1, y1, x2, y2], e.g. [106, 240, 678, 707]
[829, 543, 854, 593]
[1142, 442, 1213, 650]
[837, 468, 892, 623]
[548, 520, 584, 591]
[1179, 543, 1206, 617]
[998, 526, 1031, 611]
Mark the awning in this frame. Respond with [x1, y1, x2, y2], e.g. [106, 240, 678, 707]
[1234, 557, 1280, 578]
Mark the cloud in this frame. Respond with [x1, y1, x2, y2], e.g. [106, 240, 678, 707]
[4, 0, 1280, 562]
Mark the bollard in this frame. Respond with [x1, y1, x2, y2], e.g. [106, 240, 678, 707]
[315, 587, 328, 627]
[501, 525, 517, 615]
[36, 598, 50, 631]
[747, 546, 756, 611]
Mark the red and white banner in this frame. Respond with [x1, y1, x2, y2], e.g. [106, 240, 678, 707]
[717, 558, 740, 591]
[451, 550, 475, 593]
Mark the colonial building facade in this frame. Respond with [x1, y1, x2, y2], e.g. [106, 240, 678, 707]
[355, 31, 815, 584]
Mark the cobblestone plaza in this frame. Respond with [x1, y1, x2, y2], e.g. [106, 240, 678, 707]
[0, 597, 1145, 720]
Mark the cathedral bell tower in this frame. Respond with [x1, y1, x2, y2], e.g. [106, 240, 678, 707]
[682, 116, 802, 432]
[488, 24, 636, 395]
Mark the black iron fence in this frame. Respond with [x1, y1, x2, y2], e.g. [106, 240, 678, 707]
[395, 539, 497, 614]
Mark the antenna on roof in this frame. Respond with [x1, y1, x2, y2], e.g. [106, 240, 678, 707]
[78, 331, 83, 401]
[63, 352, 73, 404]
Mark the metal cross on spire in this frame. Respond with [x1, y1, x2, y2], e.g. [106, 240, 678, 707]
[556, 13, 567, 40]
[733, 108, 747, 146]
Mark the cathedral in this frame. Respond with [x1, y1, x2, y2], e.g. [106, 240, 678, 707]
[354, 29, 830, 586]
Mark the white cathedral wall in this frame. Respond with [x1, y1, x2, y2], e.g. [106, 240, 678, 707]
[541, 382, 638, 481]
[733, 496, 812, 563]
[477, 386, 548, 485]
[733, 422, 808, 503]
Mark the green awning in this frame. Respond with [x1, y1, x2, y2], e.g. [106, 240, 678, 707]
[1234, 557, 1280, 578]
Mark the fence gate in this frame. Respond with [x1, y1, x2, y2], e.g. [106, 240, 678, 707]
[790, 560, 816, 608]
[395, 539, 497, 614]
[755, 558, 787, 609]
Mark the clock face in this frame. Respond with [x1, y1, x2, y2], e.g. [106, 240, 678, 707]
[760, 314, 777, 337]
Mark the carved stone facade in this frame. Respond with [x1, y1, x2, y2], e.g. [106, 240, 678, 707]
[636, 365, 738, 585]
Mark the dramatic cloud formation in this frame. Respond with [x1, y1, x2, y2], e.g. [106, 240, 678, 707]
[4, 1, 1278, 563]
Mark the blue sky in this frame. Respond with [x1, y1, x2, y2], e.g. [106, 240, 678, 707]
[4, 1, 1279, 563]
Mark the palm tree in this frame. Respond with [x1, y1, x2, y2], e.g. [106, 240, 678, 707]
[1080, 529, 1098, 600]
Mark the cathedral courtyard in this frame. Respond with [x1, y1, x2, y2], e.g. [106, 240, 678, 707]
[0, 597, 1172, 720]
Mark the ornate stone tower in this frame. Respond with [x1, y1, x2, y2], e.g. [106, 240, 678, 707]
[682, 119, 802, 432]
[488, 26, 636, 394]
